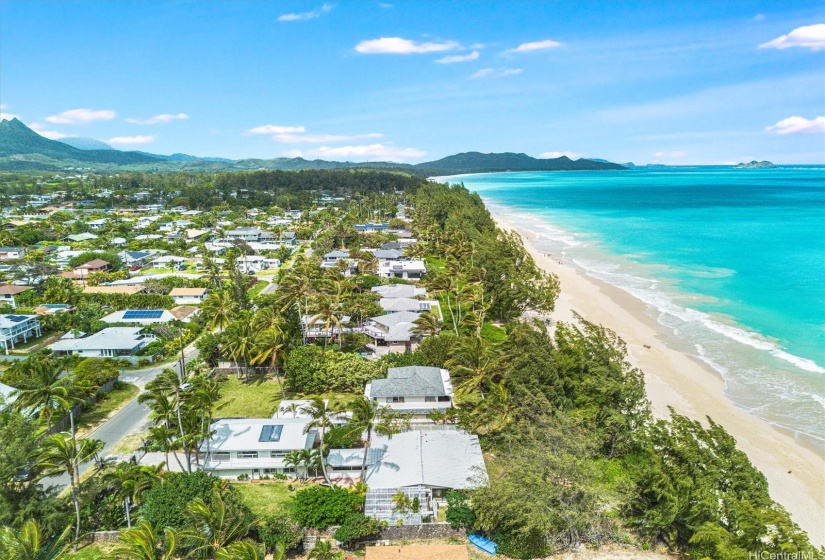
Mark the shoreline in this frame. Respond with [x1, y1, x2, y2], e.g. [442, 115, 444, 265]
[492, 213, 825, 547]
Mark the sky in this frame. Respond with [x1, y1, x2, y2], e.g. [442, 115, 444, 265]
[1, 0, 824, 164]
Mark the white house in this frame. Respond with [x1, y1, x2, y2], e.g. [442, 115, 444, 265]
[362, 311, 421, 348]
[0, 285, 32, 309]
[48, 327, 155, 358]
[168, 287, 208, 305]
[201, 418, 317, 479]
[365, 366, 453, 422]
[0, 247, 26, 261]
[377, 259, 426, 281]
[101, 309, 179, 325]
[0, 314, 42, 354]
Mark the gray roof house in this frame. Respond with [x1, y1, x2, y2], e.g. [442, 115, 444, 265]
[365, 366, 453, 419]
[48, 327, 154, 358]
[371, 284, 428, 299]
[363, 311, 421, 344]
[328, 429, 488, 524]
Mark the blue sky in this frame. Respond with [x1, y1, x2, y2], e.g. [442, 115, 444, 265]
[1, 0, 823, 164]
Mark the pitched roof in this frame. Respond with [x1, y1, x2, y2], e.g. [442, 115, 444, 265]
[169, 305, 199, 320]
[48, 327, 148, 352]
[169, 288, 207, 296]
[0, 285, 32, 295]
[76, 259, 109, 269]
[370, 366, 448, 398]
[83, 285, 146, 295]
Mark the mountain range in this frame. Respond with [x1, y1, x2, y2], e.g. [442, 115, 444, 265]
[0, 118, 625, 174]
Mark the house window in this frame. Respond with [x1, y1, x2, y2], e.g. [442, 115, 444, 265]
[389, 397, 405, 403]
[238, 451, 258, 459]
[270, 451, 289, 458]
[425, 396, 437, 403]
[438, 396, 451, 402]
[211, 452, 230, 461]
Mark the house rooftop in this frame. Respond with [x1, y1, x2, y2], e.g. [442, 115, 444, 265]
[168, 288, 207, 296]
[49, 327, 149, 352]
[203, 418, 315, 453]
[370, 366, 450, 398]
[0, 285, 32, 295]
[76, 259, 109, 269]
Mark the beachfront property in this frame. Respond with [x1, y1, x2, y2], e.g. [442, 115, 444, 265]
[0, 247, 26, 261]
[48, 327, 155, 358]
[0, 285, 32, 309]
[168, 287, 208, 305]
[362, 311, 421, 349]
[201, 418, 317, 479]
[371, 284, 428, 299]
[328, 429, 488, 524]
[376, 258, 427, 281]
[364, 366, 454, 422]
[0, 314, 42, 354]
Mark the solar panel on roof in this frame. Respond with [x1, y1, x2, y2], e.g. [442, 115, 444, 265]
[123, 310, 164, 320]
[7, 315, 28, 322]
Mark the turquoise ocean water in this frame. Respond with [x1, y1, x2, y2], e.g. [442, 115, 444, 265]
[444, 167, 825, 449]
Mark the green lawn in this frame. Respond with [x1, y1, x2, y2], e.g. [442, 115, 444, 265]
[248, 279, 270, 297]
[63, 542, 116, 559]
[76, 382, 139, 436]
[231, 481, 310, 517]
[215, 376, 284, 418]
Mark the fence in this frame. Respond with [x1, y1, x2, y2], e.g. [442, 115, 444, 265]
[46, 376, 120, 435]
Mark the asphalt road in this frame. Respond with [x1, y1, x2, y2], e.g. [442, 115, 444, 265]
[44, 347, 199, 489]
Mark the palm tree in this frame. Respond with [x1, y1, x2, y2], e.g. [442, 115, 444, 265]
[411, 311, 440, 338]
[307, 296, 342, 351]
[445, 337, 504, 401]
[301, 397, 337, 484]
[103, 463, 166, 528]
[308, 540, 343, 560]
[11, 357, 72, 431]
[0, 519, 71, 560]
[37, 433, 104, 549]
[283, 450, 303, 480]
[185, 490, 252, 558]
[148, 425, 186, 472]
[189, 376, 224, 460]
[200, 290, 236, 332]
[344, 396, 403, 482]
[224, 316, 255, 380]
[106, 520, 177, 560]
[250, 328, 286, 398]
[425, 272, 460, 335]
[215, 541, 265, 560]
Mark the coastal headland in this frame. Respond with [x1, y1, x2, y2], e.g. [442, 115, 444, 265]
[493, 213, 825, 547]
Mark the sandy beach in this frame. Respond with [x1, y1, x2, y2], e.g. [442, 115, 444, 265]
[493, 214, 825, 547]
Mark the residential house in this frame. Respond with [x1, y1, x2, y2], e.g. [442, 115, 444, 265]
[83, 285, 146, 296]
[0, 285, 32, 309]
[281, 231, 298, 246]
[377, 258, 426, 281]
[362, 311, 421, 349]
[101, 309, 179, 325]
[64, 259, 110, 279]
[63, 232, 99, 243]
[0, 247, 26, 261]
[355, 223, 389, 233]
[48, 327, 155, 358]
[201, 418, 317, 479]
[328, 429, 488, 524]
[226, 228, 274, 243]
[169, 287, 208, 305]
[364, 366, 453, 422]
[378, 297, 440, 317]
[185, 228, 210, 242]
[0, 314, 42, 354]
[120, 250, 152, 266]
[87, 218, 108, 230]
[371, 285, 428, 299]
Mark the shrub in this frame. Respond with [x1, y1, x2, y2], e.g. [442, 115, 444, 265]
[445, 490, 475, 530]
[257, 513, 303, 552]
[333, 513, 382, 545]
[284, 346, 382, 394]
[292, 485, 363, 529]
[324, 424, 362, 449]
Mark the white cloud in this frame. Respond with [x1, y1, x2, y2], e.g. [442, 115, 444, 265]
[247, 125, 307, 135]
[654, 151, 687, 158]
[378, 2, 393, 7]
[435, 51, 480, 64]
[278, 3, 334, 22]
[355, 37, 459, 54]
[765, 115, 825, 134]
[45, 108, 116, 124]
[273, 132, 383, 143]
[758, 24, 825, 51]
[29, 122, 73, 140]
[752, 13, 766, 22]
[539, 151, 582, 159]
[504, 39, 563, 54]
[470, 67, 522, 79]
[126, 113, 189, 125]
[289, 143, 425, 162]
[107, 135, 156, 145]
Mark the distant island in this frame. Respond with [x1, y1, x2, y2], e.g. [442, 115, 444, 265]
[735, 160, 775, 169]
[0, 117, 625, 174]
